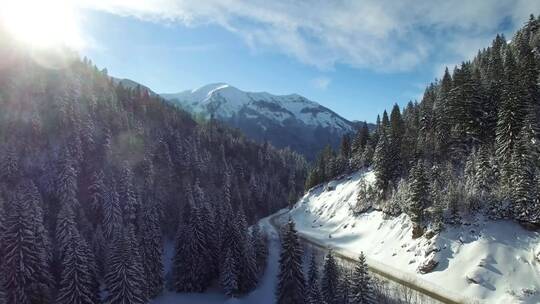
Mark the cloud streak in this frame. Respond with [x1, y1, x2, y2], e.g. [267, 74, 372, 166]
[78, 0, 540, 72]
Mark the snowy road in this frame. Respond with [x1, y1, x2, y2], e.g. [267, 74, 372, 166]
[268, 210, 463, 304]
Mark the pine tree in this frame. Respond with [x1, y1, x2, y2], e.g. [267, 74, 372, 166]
[2, 185, 52, 304]
[104, 225, 147, 304]
[511, 115, 539, 223]
[88, 170, 106, 226]
[408, 161, 430, 224]
[172, 204, 212, 292]
[434, 68, 452, 160]
[56, 147, 79, 208]
[220, 248, 238, 297]
[138, 201, 163, 298]
[55, 205, 99, 304]
[389, 103, 403, 180]
[321, 251, 340, 304]
[236, 207, 258, 293]
[276, 220, 305, 304]
[1, 145, 19, 185]
[251, 224, 269, 273]
[306, 254, 323, 304]
[350, 252, 373, 304]
[373, 129, 391, 196]
[102, 181, 122, 241]
[496, 48, 522, 193]
[118, 164, 138, 226]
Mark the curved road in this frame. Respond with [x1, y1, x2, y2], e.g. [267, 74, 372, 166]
[268, 210, 465, 304]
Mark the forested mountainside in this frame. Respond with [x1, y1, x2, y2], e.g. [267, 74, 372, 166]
[162, 83, 360, 160]
[306, 15, 540, 230]
[0, 31, 306, 303]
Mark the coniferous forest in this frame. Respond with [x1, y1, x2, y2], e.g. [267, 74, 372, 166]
[2, 5, 540, 304]
[306, 14, 540, 233]
[0, 27, 306, 303]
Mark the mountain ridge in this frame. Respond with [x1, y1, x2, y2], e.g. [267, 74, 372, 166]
[161, 83, 362, 160]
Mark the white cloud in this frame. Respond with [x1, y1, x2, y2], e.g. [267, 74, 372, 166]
[312, 76, 331, 90]
[77, 0, 540, 72]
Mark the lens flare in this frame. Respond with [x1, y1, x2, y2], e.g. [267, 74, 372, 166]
[1, 0, 84, 50]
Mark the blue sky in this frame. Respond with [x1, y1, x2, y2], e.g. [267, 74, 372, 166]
[77, 1, 540, 122]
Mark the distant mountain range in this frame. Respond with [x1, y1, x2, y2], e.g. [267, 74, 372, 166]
[161, 83, 365, 160]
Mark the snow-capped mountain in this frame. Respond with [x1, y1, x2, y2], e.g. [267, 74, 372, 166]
[161, 83, 357, 160]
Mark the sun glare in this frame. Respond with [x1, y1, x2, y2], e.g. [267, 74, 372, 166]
[1, 0, 84, 50]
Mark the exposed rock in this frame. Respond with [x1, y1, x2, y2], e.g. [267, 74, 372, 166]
[466, 275, 480, 285]
[417, 252, 438, 274]
[412, 224, 424, 239]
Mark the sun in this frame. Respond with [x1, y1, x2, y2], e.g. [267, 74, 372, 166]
[1, 0, 84, 50]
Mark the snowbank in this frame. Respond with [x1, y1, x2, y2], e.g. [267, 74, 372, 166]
[287, 170, 540, 304]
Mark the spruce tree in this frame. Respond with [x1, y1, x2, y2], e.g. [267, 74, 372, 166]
[276, 220, 305, 304]
[2, 185, 52, 304]
[138, 201, 164, 298]
[512, 115, 539, 223]
[251, 224, 269, 273]
[321, 251, 340, 304]
[496, 48, 522, 193]
[350, 252, 373, 304]
[434, 68, 452, 161]
[104, 225, 147, 304]
[408, 161, 430, 224]
[220, 248, 238, 297]
[306, 254, 323, 304]
[172, 204, 212, 292]
[55, 205, 99, 304]
[373, 129, 391, 196]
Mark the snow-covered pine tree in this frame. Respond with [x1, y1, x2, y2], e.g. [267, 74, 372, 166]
[56, 147, 79, 208]
[338, 269, 351, 304]
[276, 220, 305, 304]
[2, 184, 52, 304]
[55, 205, 99, 304]
[88, 170, 106, 226]
[104, 225, 147, 304]
[306, 254, 323, 304]
[373, 128, 391, 196]
[251, 224, 269, 273]
[512, 117, 539, 223]
[321, 251, 340, 304]
[220, 247, 239, 297]
[350, 252, 373, 304]
[1, 145, 20, 186]
[408, 161, 430, 225]
[434, 68, 453, 161]
[118, 163, 139, 226]
[138, 200, 164, 298]
[496, 48, 522, 194]
[172, 203, 212, 292]
[236, 207, 258, 293]
[102, 181, 122, 241]
[91, 224, 107, 278]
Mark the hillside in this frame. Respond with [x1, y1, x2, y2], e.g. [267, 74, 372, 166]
[285, 170, 540, 304]
[162, 83, 359, 160]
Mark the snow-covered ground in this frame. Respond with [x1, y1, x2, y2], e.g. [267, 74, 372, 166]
[151, 212, 284, 304]
[285, 170, 540, 304]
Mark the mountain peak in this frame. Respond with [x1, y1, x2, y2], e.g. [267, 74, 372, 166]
[160, 83, 356, 159]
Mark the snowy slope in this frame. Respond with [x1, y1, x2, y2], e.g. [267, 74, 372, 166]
[161, 83, 354, 132]
[286, 170, 540, 304]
